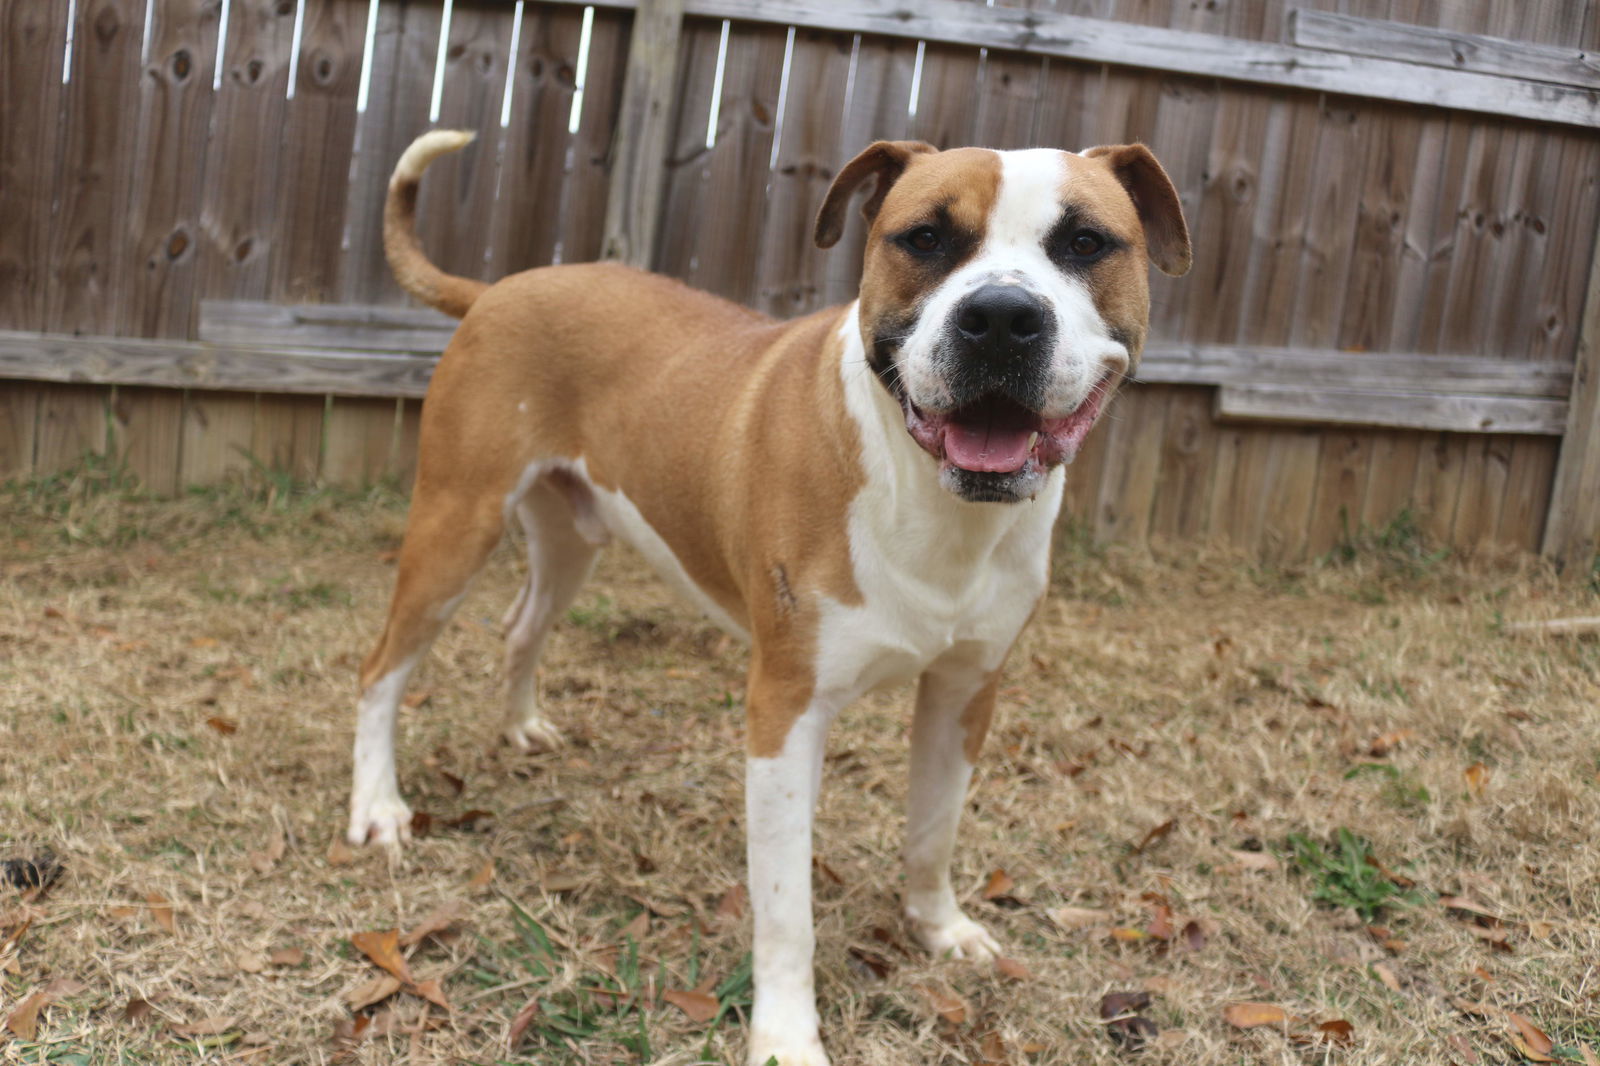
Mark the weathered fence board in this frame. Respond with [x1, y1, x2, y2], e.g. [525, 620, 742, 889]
[1292, 10, 1600, 90]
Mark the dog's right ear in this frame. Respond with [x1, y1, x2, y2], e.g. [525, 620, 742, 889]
[814, 140, 937, 249]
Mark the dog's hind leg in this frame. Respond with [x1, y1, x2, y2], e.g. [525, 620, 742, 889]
[349, 487, 507, 846]
[501, 470, 605, 751]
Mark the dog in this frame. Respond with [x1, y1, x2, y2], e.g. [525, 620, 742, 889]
[347, 128, 1190, 1065]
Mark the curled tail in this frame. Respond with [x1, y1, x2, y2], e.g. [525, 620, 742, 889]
[384, 129, 490, 319]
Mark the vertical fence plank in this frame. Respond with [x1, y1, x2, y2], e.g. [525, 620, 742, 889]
[1359, 429, 1423, 534]
[908, 42, 983, 150]
[1492, 437, 1557, 550]
[417, 1, 513, 281]
[603, 0, 686, 267]
[118, 0, 221, 340]
[557, 8, 629, 265]
[46, 0, 147, 337]
[0, 387, 41, 480]
[0, 0, 70, 334]
[323, 397, 401, 486]
[1542, 216, 1600, 572]
[654, 18, 731, 283]
[111, 387, 186, 495]
[495, 7, 586, 273]
[341, 0, 434, 305]
[251, 394, 326, 482]
[32, 385, 110, 478]
[754, 27, 853, 318]
[667, 22, 787, 302]
[200, 0, 296, 302]
[270, 0, 363, 303]
[180, 391, 258, 484]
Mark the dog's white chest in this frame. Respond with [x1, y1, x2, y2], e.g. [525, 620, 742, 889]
[813, 469, 1062, 700]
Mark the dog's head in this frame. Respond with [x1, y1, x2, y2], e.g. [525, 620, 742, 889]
[816, 142, 1190, 503]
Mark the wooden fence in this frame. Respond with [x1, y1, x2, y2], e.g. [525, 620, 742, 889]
[2, 0, 1598, 568]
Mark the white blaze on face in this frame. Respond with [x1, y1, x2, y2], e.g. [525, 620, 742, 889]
[896, 148, 1130, 418]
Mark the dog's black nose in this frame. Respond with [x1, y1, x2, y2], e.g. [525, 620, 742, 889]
[953, 285, 1047, 350]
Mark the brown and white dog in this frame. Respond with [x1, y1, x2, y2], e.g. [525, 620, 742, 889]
[349, 129, 1190, 1065]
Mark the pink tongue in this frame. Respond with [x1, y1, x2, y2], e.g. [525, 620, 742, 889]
[944, 422, 1034, 473]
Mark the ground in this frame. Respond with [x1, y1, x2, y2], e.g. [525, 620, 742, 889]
[1, 467, 1598, 1065]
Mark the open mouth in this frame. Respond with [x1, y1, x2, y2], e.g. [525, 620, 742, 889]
[902, 378, 1112, 476]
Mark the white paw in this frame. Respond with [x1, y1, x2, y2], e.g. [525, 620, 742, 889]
[912, 913, 1001, 961]
[504, 715, 564, 753]
[747, 1032, 831, 1066]
[347, 795, 413, 846]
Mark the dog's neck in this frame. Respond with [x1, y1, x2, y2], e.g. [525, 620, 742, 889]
[832, 302, 1066, 582]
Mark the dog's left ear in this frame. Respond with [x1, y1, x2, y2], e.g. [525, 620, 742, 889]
[814, 140, 938, 249]
[1083, 143, 1192, 277]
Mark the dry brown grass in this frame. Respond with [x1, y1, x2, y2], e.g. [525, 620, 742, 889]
[2, 469, 1599, 1065]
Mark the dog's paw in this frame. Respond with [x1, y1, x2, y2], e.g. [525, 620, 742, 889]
[746, 1032, 831, 1066]
[504, 715, 564, 753]
[911, 913, 1001, 961]
[347, 797, 413, 847]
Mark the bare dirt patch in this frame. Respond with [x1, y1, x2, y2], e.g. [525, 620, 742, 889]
[2, 474, 1598, 1064]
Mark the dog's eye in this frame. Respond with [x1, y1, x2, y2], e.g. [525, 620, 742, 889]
[903, 226, 942, 254]
[1067, 230, 1106, 258]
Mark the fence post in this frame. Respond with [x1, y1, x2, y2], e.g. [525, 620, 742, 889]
[601, 0, 687, 269]
[1541, 223, 1600, 575]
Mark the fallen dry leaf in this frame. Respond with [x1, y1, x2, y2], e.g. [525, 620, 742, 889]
[467, 859, 495, 891]
[1371, 961, 1402, 992]
[345, 974, 402, 1011]
[1226, 849, 1280, 872]
[995, 956, 1031, 981]
[146, 891, 176, 934]
[1223, 1002, 1287, 1029]
[1506, 1013, 1555, 1056]
[411, 978, 450, 1010]
[1464, 761, 1491, 796]
[848, 946, 893, 980]
[205, 715, 238, 735]
[327, 838, 355, 866]
[1439, 895, 1499, 918]
[351, 929, 413, 983]
[268, 947, 305, 967]
[919, 984, 968, 1026]
[1133, 818, 1176, 854]
[236, 950, 267, 974]
[6, 989, 50, 1039]
[982, 868, 1016, 900]
[1368, 729, 1416, 756]
[1509, 1036, 1558, 1063]
[441, 809, 493, 831]
[1100, 991, 1152, 1018]
[248, 825, 286, 875]
[662, 988, 718, 1023]
[123, 997, 154, 1025]
[1317, 1019, 1355, 1045]
[1048, 905, 1111, 931]
[619, 910, 650, 943]
[507, 997, 540, 1051]
[1578, 1042, 1598, 1066]
[716, 883, 747, 921]
[542, 868, 584, 893]
[400, 901, 465, 948]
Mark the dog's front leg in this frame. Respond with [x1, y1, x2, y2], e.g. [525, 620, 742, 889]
[744, 665, 838, 1066]
[903, 654, 1003, 960]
